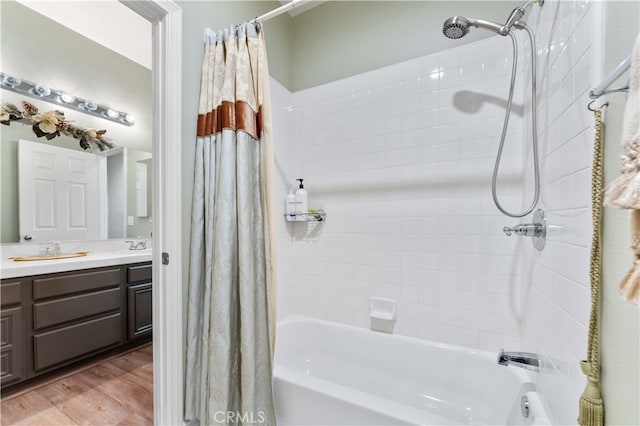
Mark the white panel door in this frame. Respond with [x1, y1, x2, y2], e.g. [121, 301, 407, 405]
[18, 139, 101, 242]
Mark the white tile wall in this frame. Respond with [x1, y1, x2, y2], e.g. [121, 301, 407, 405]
[271, 1, 601, 424]
[273, 33, 530, 345]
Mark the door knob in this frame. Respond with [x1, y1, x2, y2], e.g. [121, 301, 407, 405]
[24, 234, 33, 241]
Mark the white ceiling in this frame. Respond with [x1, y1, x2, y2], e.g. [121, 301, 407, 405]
[16, 1, 326, 69]
[16, 1, 151, 70]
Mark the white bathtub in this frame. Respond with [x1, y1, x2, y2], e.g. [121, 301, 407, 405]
[273, 316, 552, 425]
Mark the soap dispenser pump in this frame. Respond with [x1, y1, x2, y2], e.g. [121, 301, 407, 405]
[295, 178, 308, 220]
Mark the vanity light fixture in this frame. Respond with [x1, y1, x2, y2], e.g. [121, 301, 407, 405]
[0, 71, 134, 127]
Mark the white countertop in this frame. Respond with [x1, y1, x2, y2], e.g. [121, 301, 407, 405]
[0, 240, 152, 279]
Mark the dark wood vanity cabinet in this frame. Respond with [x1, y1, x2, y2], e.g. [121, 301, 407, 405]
[126, 264, 153, 340]
[1, 279, 26, 387]
[0, 261, 151, 392]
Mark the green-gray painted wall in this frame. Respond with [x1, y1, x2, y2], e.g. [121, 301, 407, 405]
[289, 1, 519, 91]
[601, 2, 640, 425]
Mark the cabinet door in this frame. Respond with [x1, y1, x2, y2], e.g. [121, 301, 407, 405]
[127, 283, 152, 340]
[1, 306, 25, 386]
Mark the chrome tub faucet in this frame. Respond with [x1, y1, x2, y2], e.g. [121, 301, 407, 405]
[497, 349, 540, 371]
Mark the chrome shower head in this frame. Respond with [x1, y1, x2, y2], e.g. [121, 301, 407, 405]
[442, 16, 505, 39]
[442, 16, 470, 39]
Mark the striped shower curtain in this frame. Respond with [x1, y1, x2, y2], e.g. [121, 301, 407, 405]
[185, 22, 277, 426]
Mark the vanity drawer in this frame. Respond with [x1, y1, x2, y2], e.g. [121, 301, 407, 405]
[33, 288, 121, 331]
[127, 264, 152, 284]
[33, 313, 122, 372]
[33, 268, 120, 301]
[1, 281, 23, 307]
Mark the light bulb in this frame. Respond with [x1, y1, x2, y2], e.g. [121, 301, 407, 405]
[33, 85, 51, 96]
[60, 93, 75, 103]
[82, 101, 98, 111]
[105, 109, 119, 119]
[123, 114, 135, 125]
[2, 75, 21, 88]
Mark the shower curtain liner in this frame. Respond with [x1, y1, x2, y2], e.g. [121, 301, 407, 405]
[185, 22, 277, 426]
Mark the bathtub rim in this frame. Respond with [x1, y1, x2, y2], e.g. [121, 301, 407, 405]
[276, 314, 531, 382]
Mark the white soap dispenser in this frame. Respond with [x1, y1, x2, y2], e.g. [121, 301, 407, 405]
[285, 184, 296, 221]
[295, 178, 308, 221]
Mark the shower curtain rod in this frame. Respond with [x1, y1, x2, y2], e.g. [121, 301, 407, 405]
[590, 55, 631, 99]
[204, 0, 314, 42]
[251, 0, 314, 23]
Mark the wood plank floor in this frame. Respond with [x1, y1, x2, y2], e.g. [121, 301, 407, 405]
[1, 344, 153, 425]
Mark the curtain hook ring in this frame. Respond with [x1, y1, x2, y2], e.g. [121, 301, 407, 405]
[588, 100, 610, 112]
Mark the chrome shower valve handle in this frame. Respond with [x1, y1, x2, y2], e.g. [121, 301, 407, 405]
[502, 209, 547, 250]
[503, 223, 542, 237]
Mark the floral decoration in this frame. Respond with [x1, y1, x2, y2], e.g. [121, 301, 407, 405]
[1, 101, 115, 151]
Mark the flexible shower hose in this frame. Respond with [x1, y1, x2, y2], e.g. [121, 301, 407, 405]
[492, 23, 540, 218]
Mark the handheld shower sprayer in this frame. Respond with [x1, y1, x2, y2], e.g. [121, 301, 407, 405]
[441, 0, 543, 218]
[442, 0, 542, 39]
[442, 16, 502, 39]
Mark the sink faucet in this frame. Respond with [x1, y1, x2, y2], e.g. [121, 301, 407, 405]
[125, 240, 147, 250]
[497, 349, 540, 371]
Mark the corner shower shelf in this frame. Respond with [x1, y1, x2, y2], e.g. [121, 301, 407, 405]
[284, 210, 326, 222]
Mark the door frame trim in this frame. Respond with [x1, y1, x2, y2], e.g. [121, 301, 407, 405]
[119, 1, 183, 424]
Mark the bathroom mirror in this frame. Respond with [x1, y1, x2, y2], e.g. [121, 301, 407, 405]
[2, 134, 153, 243]
[0, 1, 152, 243]
[136, 159, 153, 218]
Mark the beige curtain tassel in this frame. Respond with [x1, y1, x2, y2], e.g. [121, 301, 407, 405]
[579, 361, 604, 425]
[578, 102, 606, 426]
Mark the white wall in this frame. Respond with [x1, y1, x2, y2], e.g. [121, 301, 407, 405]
[16, 0, 152, 69]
